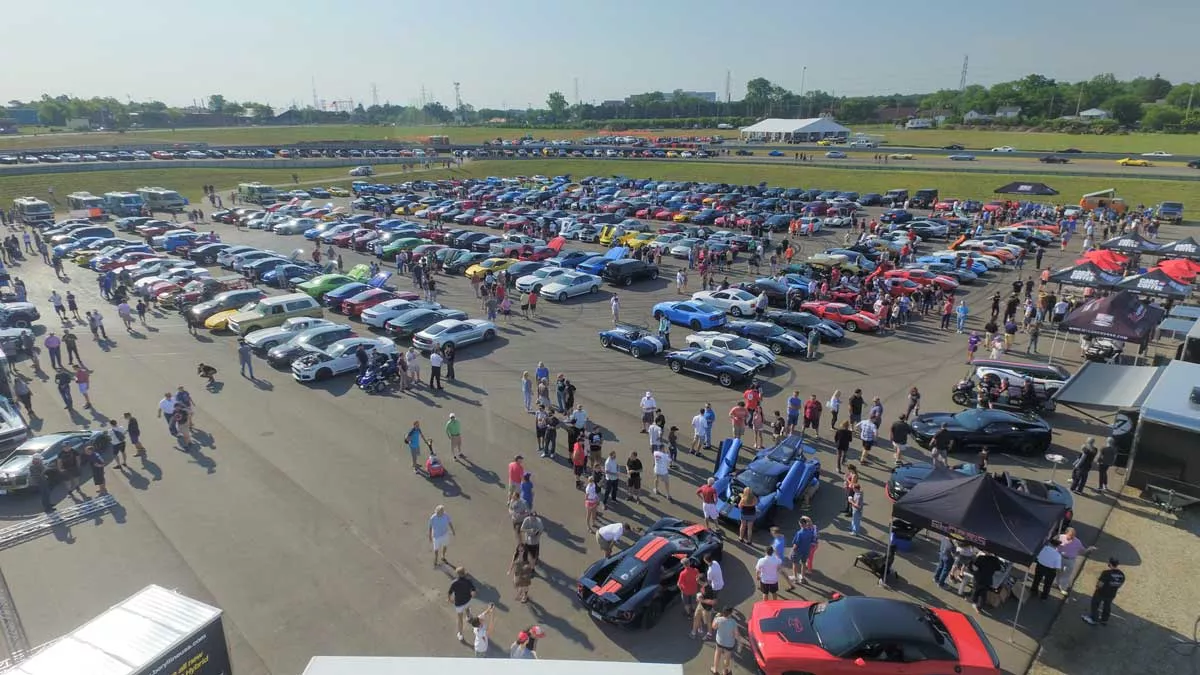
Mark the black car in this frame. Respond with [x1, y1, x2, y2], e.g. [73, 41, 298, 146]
[725, 320, 807, 355]
[601, 259, 659, 286]
[909, 189, 939, 209]
[762, 310, 845, 342]
[738, 279, 790, 308]
[908, 409, 1052, 456]
[1059, 148, 1083, 153]
[858, 193, 883, 206]
[1039, 155, 1070, 164]
[1188, 159, 1200, 169]
[452, 231, 489, 249]
[577, 518, 723, 628]
[444, 252, 490, 274]
[0, 303, 40, 329]
[188, 243, 232, 264]
[942, 144, 965, 151]
[503, 261, 548, 286]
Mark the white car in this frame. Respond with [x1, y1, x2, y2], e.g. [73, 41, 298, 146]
[292, 337, 396, 382]
[647, 233, 686, 251]
[161, 267, 211, 283]
[411, 319, 497, 352]
[184, 150, 208, 159]
[60, 153, 82, 162]
[930, 249, 1003, 270]
[516, 267, 571, 293]
[684, 332, 777, 370]
[273, 218, 320, 235]
[360, 299, 441, 328]
[349, 166, 374, 176]
[822, 215, 852, 228]
[540, 271, 602, 301]
[691, 289, 759, 317]
[669, 238, 702, 258]
[990, 146, 1016, 153]
[132, 150, 152, 160]
[244, 317, 335, 351]
[1141, 151, 1173, 157]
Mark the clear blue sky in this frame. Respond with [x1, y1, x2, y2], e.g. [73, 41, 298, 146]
[4, 0, 1197, 110]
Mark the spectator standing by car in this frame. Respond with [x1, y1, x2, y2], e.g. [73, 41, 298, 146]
[30, 454, 51, 512]
[857, 417, 877, 464]
[428, 349, 444, 390]
[711, 607, 739, 674]
[677, 559, 700, 618]
[442, 344, 456, 381]
[691, 576, 717, 640]
[595, 521, 628, 557]
[755, 545, 784, 600]
[801, 394, 822, 440]
[833, 421, 853, 473]
[1071, 438, 1097, 494]
[625, 450, 643, 503]
[84, 444, 107, 496]
[789, 516, 819, 583]
[651, 445, 671, 500]
[602, 450, 620, 507]
[848, 484, 865, 535]
[1097, 437, 1117, 492]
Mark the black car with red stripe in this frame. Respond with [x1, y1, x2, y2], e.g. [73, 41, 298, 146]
[577, 518, 723, 628]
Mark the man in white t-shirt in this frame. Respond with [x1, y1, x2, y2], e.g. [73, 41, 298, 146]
[755, 545, 784, 600]
[156, 392, 177, 435]
[651, 448, 671, 500]
[705, 553, 724, 595]
[639, 391, 657, 432]
[647, 420, 663, 453]
[690, 409, 707, 454]
[596, 521, 630, 557]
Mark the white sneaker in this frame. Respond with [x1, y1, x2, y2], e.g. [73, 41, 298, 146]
[456, 632, 463, 641]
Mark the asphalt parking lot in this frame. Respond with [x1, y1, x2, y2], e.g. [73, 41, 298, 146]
[0, 196, 1130, 675]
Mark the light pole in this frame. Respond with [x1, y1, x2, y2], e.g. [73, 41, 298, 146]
[800, 67, 808, 117]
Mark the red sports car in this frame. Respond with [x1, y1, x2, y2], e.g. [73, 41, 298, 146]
[800, 301, 880, 332]
[635, 207, 654, 219]
[520, 246, 556, 261]
[98, 252, 158, 272]
[472, 212, 495, 226]
[749, 596, 1000, 675]
[653, 208, 676, 221]
[882, 278, 923, 297]
[353, 231, 383, 251]
[330, 228, 367, 248]
[886, 269, 959, 292]
[342, 289, 397, 317]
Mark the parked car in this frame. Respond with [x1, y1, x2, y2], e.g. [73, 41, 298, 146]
[597, 323, 667, 358]
[908, 408, 1053, 456]
[664, 348, 757, 388]
[711, 435, 820, 528]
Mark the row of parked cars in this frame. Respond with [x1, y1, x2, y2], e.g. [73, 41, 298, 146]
[0, 146, 438, 165]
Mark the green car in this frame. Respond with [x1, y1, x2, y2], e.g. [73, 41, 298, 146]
[378, 237, 433, 260]
[297, 274, 357, 300]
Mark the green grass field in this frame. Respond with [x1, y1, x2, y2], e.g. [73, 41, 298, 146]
[1, 159, 1195, 215]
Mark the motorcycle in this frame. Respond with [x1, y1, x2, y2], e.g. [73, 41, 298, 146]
[357, 353, 400, 393]
[1083, 337, 1124, 364]
[951, 376, 1055, 414]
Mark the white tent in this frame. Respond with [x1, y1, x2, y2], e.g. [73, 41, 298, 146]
[739, 117, 851, 143]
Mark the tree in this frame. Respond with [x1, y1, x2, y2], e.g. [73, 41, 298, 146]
[1164, 83, 1198, 109]
[546, 91, 568, 121]
[1131, 74, 1173, 103]
[1105, 95, 1144, 126]
[249, 103, 274, 120]
[422, 101, 451, 123]
[208, 94, 227, 114]
[224, 101, 246, 117]
[1141, 106, 1184, 131]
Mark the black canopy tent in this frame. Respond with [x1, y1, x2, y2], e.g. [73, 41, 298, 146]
[1150, 236, 1200, 260]
[1115, 268, 1194, 300]
[888, 468, 1066, 639]
[1046, 261, 1122, 289]
[1057, 290, 1166, 341]
[891, 469, 1066, 565]
[1099, 232, 1160, 254]
[993, 181, 1059, 196]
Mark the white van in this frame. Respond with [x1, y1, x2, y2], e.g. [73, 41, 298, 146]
[136, 186, 187, 213]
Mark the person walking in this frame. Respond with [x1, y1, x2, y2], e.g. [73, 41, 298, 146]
[1057, 527, 1096, 594]
[519, 510, 544, 567]
[55, 368, 74, 408]
[404, 421, 428, 473]
[238, 340, 254, 379]
[584, 475, 600, 532]
[833, 420, 852, 473]
[13, 377, 34, 417]
[1096, 437, 1117, 492]
[108, 419, 128, 467]
[57, 443, 83, 498]
[519, 472, 534, 509]
[1032, 539, 1063, 600]
[848, 483, 864, 535]
[1071, 438, 1097, 494]
[74, 365, 92, 408]
[445, 413, 464, 461]
[890, 414, 911, 463]
[447, 567, 477, 642]
[652, 445, 671, 500]
[789, 516, 819, 584]
[857, 417, 877, 464]
[429, 504, 456, 567]
[610, 294, 620, 324]
[1082, 558, 1126, 626]
[124, 412, 144, 456]
[639, 391, 656, 433]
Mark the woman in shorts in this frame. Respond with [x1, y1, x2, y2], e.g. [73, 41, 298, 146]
[84, 444, 107, 496]
[736, 487, 758, 544]
[711, 607, 738, 675]
[583, 476, 600, 532]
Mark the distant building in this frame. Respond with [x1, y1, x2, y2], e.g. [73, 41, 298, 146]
[964, 110, 993, 122]
[601, 99, 625, 107]
[1079, 108, 1110, 121]
[739, 116, 851, 143]
[995, 106, 1022, 119]
[4, 108, 39, 125]
[674, 91, 718, 103]
[905, 118, 934, 129]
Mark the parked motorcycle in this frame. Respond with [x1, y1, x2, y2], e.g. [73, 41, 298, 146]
[357, 352, 400, 393]
[1083, 337, 1124, 364]
[951, 376, 1056, 414]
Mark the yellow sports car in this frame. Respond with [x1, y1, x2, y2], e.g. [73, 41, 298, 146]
[666, 151, 679, 158]
[73, 249, 110, 265]
[622, 232, 658, 249]
[464, 257, 518, 281]
[393, 203, 419, 215]
[888, 153, 915, 160]
[817, 139, 834, 146]
[205, 301, 257, 331]
[1118, 158, 1151, 167]
[328, 187, 350, 197]
[672, 211, 692, 223]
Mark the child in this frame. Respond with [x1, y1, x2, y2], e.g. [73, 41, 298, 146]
[197, 363, 217, 385]
[468, 603, 496, 657]
[667, 425, 680, 463]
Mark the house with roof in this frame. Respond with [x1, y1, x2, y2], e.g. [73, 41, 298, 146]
[1079, 108, 1110, 121]
[964, 110, 992, 123]
[995, 106, 1022, 119]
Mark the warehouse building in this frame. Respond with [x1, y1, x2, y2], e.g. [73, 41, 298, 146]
[739, 116, 851, 143]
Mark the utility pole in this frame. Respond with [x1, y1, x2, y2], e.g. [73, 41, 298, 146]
[1075, 86, 1085, 117]
[959, 55, 969, 92]
[800, 66, 807, 117]
[311, 76, 318, 110]
[371, 83, 379, 108]
[1187, 84, 1196, 118]
[573, 77, 580, 106]
[724, 70, 732, 104]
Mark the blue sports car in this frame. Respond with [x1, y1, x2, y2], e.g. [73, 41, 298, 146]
[547, 250, 593, 269]
[652, 300, 727, 330]
[321, 282, 370, 310]
[762, 310, 846, 342]
[880, 209, 913, 224]
[916, 254, 988, 276]
[725, 320, 808, 355]
[261, 263, 320, 288]
[575, 255, 612, 276]
[712, 435, 821, 528]
[598, 323, 666, 358]
[664, 348, 756, 388]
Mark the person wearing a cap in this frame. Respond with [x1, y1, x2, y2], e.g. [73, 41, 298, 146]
[507, 456, 525, 497]
[445, 413, 464, 461]
[510, 625, 543, 659]
[639, 391, 656, 433]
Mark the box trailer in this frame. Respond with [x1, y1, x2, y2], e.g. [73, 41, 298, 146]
[1, 585, 231, 675]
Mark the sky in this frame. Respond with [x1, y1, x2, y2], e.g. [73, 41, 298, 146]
[4, 0, 1198, 111]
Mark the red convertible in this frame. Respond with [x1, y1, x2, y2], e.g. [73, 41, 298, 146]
[520, 246, 556, 261]
[885, 269, 959, 292]
[800, 301, 880, 332]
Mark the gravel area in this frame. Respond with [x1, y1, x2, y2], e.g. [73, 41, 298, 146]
[1028, 487, 1200, 675]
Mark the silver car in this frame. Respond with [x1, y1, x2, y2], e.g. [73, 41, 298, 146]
[243, 317, 335, 351]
